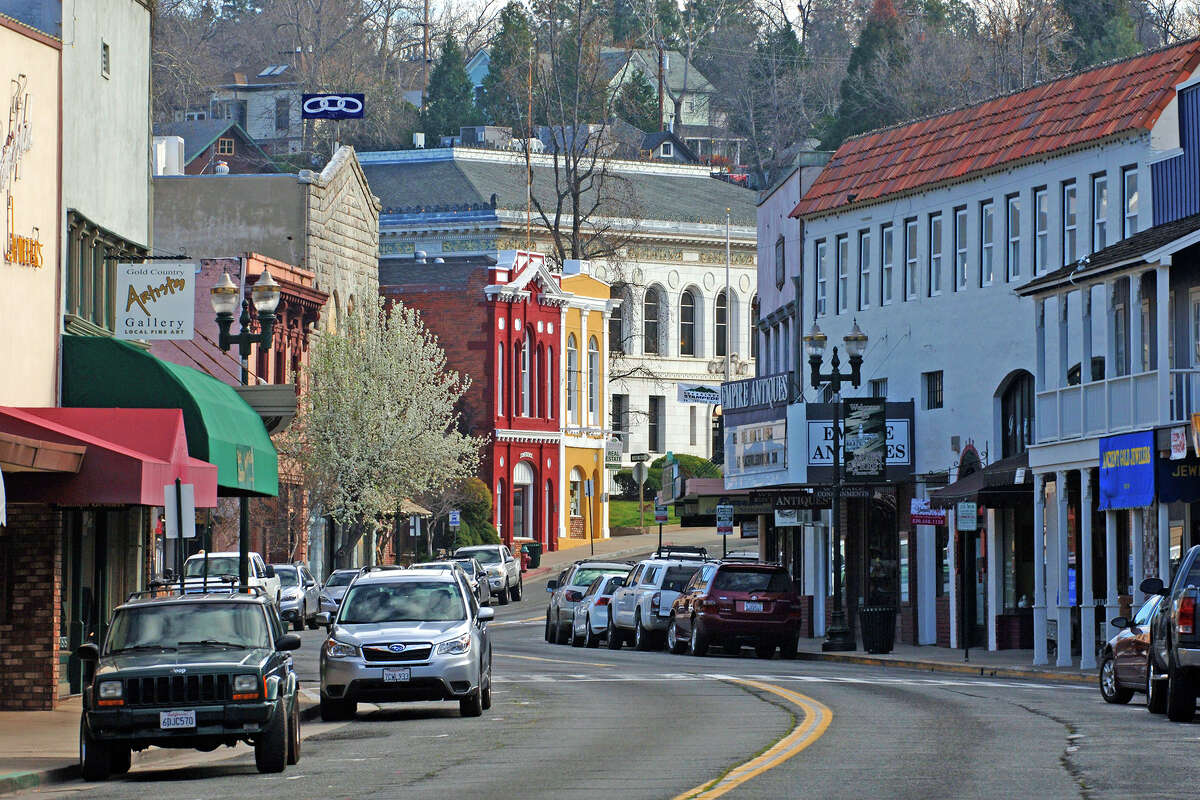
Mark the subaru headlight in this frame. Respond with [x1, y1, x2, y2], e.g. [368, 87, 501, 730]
[98, 681, 123, 700]
[325, 639, 360, 659]
[435, 632, 472, 655]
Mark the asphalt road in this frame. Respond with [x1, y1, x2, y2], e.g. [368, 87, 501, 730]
[27, 555, 1200, 800]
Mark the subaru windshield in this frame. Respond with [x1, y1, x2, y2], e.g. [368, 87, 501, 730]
[339, 581, 466, 624]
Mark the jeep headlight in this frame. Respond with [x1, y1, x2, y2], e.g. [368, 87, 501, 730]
[325, 639, 360, 659]
[435, 632, 471, 655]
[233, 674, 260, 693]
[98, 681, 123, 700]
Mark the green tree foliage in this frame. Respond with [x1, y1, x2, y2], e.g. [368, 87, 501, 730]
[1061, 0, 1141, 69]
[479, 2, 535, 129]
[822, 0, 906, 148]
[614, 453, 721, 499]
[422, 34, 479, 139]
[614, 67, 659, 130]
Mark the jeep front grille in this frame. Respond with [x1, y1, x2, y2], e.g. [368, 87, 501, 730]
[124, 673, 231, 706]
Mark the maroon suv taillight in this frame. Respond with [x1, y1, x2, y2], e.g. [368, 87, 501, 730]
[1180, 596, 1196, 635]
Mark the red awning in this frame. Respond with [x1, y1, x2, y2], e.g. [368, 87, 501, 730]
[0, 407, 218, 508]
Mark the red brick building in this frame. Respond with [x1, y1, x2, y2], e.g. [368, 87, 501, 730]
[381, 251, 568, 551]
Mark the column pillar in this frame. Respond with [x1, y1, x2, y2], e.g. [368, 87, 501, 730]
[1158, 501, 1170, 584]
[1157, 263, 1172, 421]
[1106, 510, 1121, 639]
[986, 507, 999, 651]
[1055, 470, 1072, 668]
[813, 519, 827, 637]
[1130, 274, 1143, 374]
[1080, 470, 1096, 670]
[947, 508, 958, 650]
[1033, 474, 1048, 666]
[1132, 507, 1145, 605]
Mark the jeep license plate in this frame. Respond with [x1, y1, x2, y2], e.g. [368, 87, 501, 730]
[383, 668, 410, 683]
[159, 710, 196, 729]
[743, 601, 764, 613]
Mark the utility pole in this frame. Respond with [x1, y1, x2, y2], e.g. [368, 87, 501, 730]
[657, 40, 665, 132]
[724, 209, 731, 385]
[421, 0, 431, 109]
[526, 44, 534, 250]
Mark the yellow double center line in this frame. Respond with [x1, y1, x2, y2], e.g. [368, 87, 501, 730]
[672, 677, 833, 800]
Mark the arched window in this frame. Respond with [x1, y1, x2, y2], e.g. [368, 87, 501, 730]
[715, 290, 728, 357]
[512, 340, 521, 416]
[1000, 370, 1035, 458]
[643, 288, 661, 355]
[567, 334, 579, 425]
[496, 344, 504, 416]
[547, 346, 555, 419]
[750, 295, 760, 360]
[680, 289, 696, 356]
[609, 286, 626, 354]
[535, 344, 545, 417]
[521, 334, 531, 416]
[587, 336, 599, 425]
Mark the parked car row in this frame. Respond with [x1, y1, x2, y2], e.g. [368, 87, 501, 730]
[546, 547, 803, 659]
[1099, 543, 1200, 722]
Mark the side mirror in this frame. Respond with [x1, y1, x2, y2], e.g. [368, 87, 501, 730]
[76, 642, 100, 661]
[315, 611, 332, 629]
[478, 607, 495, 623]
[1110, 616, 1130, 629]
[264, 565, 276, 578]
[546, 579, 558, 591]
[1140, 577, 1167, 596]
[276, 633, 302, 651]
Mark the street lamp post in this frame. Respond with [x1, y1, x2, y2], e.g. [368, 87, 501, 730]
[803, 320, 868, 652]
[209, 269, 281, 587]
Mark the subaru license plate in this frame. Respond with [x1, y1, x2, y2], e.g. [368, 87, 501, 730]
[159, 710, 196, 729]
[383, 667, 410, 683]
[743, 601, 764, 613]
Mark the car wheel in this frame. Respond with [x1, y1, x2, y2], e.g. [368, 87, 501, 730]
[292, 617, 304, 632]
[555, 612, 570, 645]
[634, 612, 652, 651]
[607, 615, 623, 650]
[584, 615, 600, 648]
[755, 641, 776, 660]
[571, 620, 584, 647]
[667, 616, 686, 654]
[511, 580, 523, 602]
[544, 613, 553, 643]
[1167, 657, 1196, 722]
[108, 744, 131, 776]
[481, 676, 493, 711]
[498, 586, 510, 605]
[689, 618, 709, 657]
[306, 615, 319, 631]
[79, 715, 111, 782]
[459, 690, 483, 717]
[254, 700, 288, 773]
[286, 698, 301, 765]
[1148, 655, 1169, 714]
[1099, 654, 1133, 704]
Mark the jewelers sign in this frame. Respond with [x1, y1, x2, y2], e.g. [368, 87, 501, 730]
[115, 262, 195, 340]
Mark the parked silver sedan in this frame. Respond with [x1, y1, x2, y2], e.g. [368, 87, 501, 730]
[273, 563, 320, 631]
[570, 574, 626, 648]
[454, 558, 493, 606]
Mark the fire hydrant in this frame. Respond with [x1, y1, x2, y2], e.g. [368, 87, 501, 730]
[521, 549, 531, 572]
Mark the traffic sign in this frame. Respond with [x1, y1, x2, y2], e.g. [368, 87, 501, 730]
[715, 503, 734, 536]
[632, 462, 649, 486]
[654, 504, 668, 523]
[163, 482, 196, 539]
[449, 509, 461, 529]
[631, 453, 651, 463]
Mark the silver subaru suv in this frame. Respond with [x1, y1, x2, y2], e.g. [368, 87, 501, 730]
[318, 569, 494, 720]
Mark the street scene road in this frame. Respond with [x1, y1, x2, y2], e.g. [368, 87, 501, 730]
[23, 544, 1200, 800]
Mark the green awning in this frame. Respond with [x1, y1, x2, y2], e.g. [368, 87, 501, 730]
[62, 335, 278, 496]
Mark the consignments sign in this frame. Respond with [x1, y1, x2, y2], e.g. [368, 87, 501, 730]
[115, 262, 195, 340]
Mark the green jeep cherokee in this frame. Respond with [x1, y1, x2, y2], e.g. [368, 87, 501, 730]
[76, 589, 302, 781]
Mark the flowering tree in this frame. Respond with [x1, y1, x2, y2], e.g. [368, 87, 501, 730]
[283, 298, 484, 566]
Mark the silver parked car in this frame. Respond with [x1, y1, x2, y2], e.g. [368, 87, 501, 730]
[609, 555, 706, 650]
[318, 569, 494, 720]
[319, 569, 359, 616]
[273, 563, 320, 631]
[570, 574, 626, 648]
[454, 558, 493, 606]
[455, 545, 523, 604]
[545, 561, 632, 644]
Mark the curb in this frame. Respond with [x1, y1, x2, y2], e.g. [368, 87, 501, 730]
[793, 651, 1095, 685]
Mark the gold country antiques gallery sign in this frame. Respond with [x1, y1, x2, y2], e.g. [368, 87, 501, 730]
[115, 262, 195, 339]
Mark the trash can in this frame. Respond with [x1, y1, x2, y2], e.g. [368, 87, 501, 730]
[859, 606, 897, 654]
[521, 542, 542, 569]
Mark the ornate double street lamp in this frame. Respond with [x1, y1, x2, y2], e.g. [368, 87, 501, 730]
[803, 319, 868, 652]
[210, 270, 281, 586]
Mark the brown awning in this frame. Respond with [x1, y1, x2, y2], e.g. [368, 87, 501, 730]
[0, 431, 86, 473]
[929, 452, 1031, 509]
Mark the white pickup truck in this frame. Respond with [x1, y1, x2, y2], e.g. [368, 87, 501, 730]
[180, 551, 282, 607]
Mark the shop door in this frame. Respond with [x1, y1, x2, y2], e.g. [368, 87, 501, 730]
[61, 510, 107, 696]
[962, 532, 987, 648]
[513, 486, 528, 539]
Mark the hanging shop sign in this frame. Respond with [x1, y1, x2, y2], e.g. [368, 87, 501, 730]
[1098, 430, 1155, 510]
[604, 439, 623, 470]
[677, 383, 721, 405]
[910, 498, 946, 526]
[842, 398, 887, 481]
[114, 262, 195, 339]
[1172, 427, 1189, 460]
[956, 501, 978, 531]
[301, 93, 365, 120]
[805, 401, 914, 484]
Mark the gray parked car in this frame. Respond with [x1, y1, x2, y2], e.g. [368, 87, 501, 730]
[454, 558, 493, 606]
[318, 569, 494, 719]
[570, 574, 626, 648]
[545, 561, 632, 644]
[455, 545, 523, 604]
[273, 563, 320, 631]
[319, 569, 358, 616]
[609, 555, 706, 650]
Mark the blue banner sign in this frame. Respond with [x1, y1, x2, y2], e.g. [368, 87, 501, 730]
[301, 93, 365, 120]
[1098, 430, 1155, 510]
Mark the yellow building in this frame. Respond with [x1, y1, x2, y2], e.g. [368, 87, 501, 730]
[558, 261, 620, 549]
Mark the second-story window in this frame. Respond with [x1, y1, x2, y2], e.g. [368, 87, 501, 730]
[870, 378, 888, 398]
[980, 201, 995, 287]
[643, 288, 661, 355]
[587, 337, 599, 425]
[1062, 181, 1078, 265]
[1006, 195, 1020, 281]
[928, 214, 943, 296]
[1092, 173, 1108, 252]
[715, 290, 729, 357]
[496, 344, 504, 415]
[815, 240, 828, 316]
[750, 295, 759, 359]
[680, 289, 696, 356]
[954, 207, 968, 290]
[521, 334, 531, 417]
[858, 230, 872, 310]
[1034, 187, 1048, 275]
[1123, 166, 1138, 239]
[836, 235, 849, 313]
[881, 224, 894, 305]
[567, 334, 579, 425]
[775, 235, 785, 289]
[904, 219, 918, 299]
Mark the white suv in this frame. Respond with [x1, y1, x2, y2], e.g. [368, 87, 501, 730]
[181, 551, 283, 607]
[608, 552, 707, 650]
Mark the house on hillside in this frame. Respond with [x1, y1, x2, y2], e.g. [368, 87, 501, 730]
[153, 120, 278, 174]
[209, 62, 303, 155]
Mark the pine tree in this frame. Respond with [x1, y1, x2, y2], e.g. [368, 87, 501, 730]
[422, 35, 479, 140]
[479, 2, 535, 129]
[822, 0, 906, 149]
[1061, 0, 1141, 70]
[614, 67, 659, 131]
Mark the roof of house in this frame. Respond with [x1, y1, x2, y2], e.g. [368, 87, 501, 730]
[379, 254, 496, 287]
[792, 40, 1200, 219]
[362, 150, 757, 226]
[641, 131, 698, 161]
[1017, 211, 1200, 295]
[153, 119, 277, 170]
[599, 47, 715, 95]
[219, 63, 300, 88]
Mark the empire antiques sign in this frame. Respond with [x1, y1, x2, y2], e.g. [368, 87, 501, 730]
[805, 401, 914, 484]
[842, 398, 886, 481]
[720, 373, 792, 413]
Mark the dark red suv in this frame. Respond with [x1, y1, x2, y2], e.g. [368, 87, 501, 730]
[666, 561, 800, 659]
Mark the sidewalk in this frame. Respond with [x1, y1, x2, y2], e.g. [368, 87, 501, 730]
[524, 526, 733, 579]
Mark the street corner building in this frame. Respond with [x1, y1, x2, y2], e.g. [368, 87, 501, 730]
[744, 39, 1200, 663]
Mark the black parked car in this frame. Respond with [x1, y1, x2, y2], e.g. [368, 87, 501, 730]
[1099, 595, 1162, 704]
[1144, 544, 1200, 721]
[76, 588, 302, 781]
